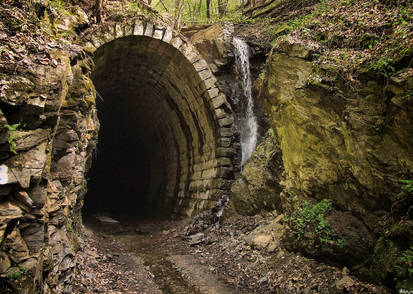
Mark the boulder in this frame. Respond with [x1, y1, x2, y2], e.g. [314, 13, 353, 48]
[0, 201, 23, 225]
[190, 23, 234, 72]
[4, 142, 48, 188]
[188, 232, 206, 246]
[231, 130, 283, 215]
[244, 214, 285, 251]
[0, 252, 11, 274]
[4, 228, 30, 263]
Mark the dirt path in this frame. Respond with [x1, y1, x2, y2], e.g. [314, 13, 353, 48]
[73, 215, 390, 294]
[72, 218, 242, 294]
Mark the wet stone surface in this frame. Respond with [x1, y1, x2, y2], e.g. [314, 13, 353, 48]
[73, 217, 238, 294]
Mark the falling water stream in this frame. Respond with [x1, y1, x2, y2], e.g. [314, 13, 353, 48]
[232, 37, 258, 166]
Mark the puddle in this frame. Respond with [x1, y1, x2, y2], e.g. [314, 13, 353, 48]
[117, 233, 202, 294]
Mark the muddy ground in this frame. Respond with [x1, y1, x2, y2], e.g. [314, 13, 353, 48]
[73, 213, 391, 294]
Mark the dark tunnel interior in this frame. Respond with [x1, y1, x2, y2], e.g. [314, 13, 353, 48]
[82, 36, 182, 219]
[82, 97, 165, 218]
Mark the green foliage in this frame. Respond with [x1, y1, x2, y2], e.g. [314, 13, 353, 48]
[4, 123, 21, 154]
[337, 238, 347, 248]
[370, 58, 395, 79]
[7, 266, 28, 280]
[268, 128, 275, 139]
[394, 246, 413, 278]
[49, 0, 66, 14]
[154, 0, 244, 25]
[400, 179, 413, 194]
[287, 198, 333, 242]
[397, 179, 413, 200]
[268, 14, 312, 42]
[371, 238, 413, 288]
[396, 6, 411, 26]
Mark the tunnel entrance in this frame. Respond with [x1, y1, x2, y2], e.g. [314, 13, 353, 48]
[81, 23, 237, 220]
[83, 93, 164, 217]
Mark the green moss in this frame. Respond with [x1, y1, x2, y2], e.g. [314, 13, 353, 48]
[7, 266, 28, 280]
[394, 246, 413, 279]
[370, 238, 413, 288]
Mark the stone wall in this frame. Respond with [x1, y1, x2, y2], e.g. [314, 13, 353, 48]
[81, 17, 238, 216]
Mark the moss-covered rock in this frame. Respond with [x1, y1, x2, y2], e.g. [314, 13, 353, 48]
[259, 38, 413, 286]
[231, 129, 284, 215]
[366, 238, 413, 290]
[282, 197, 375, 267]
[260, 39, 413, 227]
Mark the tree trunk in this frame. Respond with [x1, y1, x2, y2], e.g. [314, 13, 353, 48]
[206, 0, 211, 19]
[95, 0, 104, 23]
[198, 0, 203, 18]
[174, 0, 185, 30]
[187, 0, 197, 22]
[218, 0, 228, 17]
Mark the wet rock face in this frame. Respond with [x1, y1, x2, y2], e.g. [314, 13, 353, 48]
[230, 129, 284, 215]
[258, 39, 413, 285]
[260, 40, 413, 228]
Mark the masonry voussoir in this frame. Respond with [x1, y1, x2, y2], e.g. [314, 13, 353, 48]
[80, 19, 238, 216]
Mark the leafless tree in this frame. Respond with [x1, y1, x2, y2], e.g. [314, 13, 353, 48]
[206, 0, 210, 18]
[94, 0, 104, 23]
[197, 0, 203, 18]
[174, 0, 185, 30]
[218, 0, 229, 17]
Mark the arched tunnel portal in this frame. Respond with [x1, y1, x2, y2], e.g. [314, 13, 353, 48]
[81, 19, 238, 218]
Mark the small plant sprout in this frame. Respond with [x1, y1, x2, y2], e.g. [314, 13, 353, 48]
[4, 123, 21, 154]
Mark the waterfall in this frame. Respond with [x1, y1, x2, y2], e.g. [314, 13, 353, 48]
[232, 37, 258, 166]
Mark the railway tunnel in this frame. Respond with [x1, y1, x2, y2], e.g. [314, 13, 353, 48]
[81, 20, 238, 219]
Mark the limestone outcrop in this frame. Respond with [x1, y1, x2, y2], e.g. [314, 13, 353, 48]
[230, 129, 283, 215]
[188, 22, 234, 73]
[256, 39, 413, 287]
[0, 43, 98, 292]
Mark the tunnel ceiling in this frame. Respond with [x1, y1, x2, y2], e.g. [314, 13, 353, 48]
[81, 18, 238, 216]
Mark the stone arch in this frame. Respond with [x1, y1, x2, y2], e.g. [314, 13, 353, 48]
[79, 17, 238, 216]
